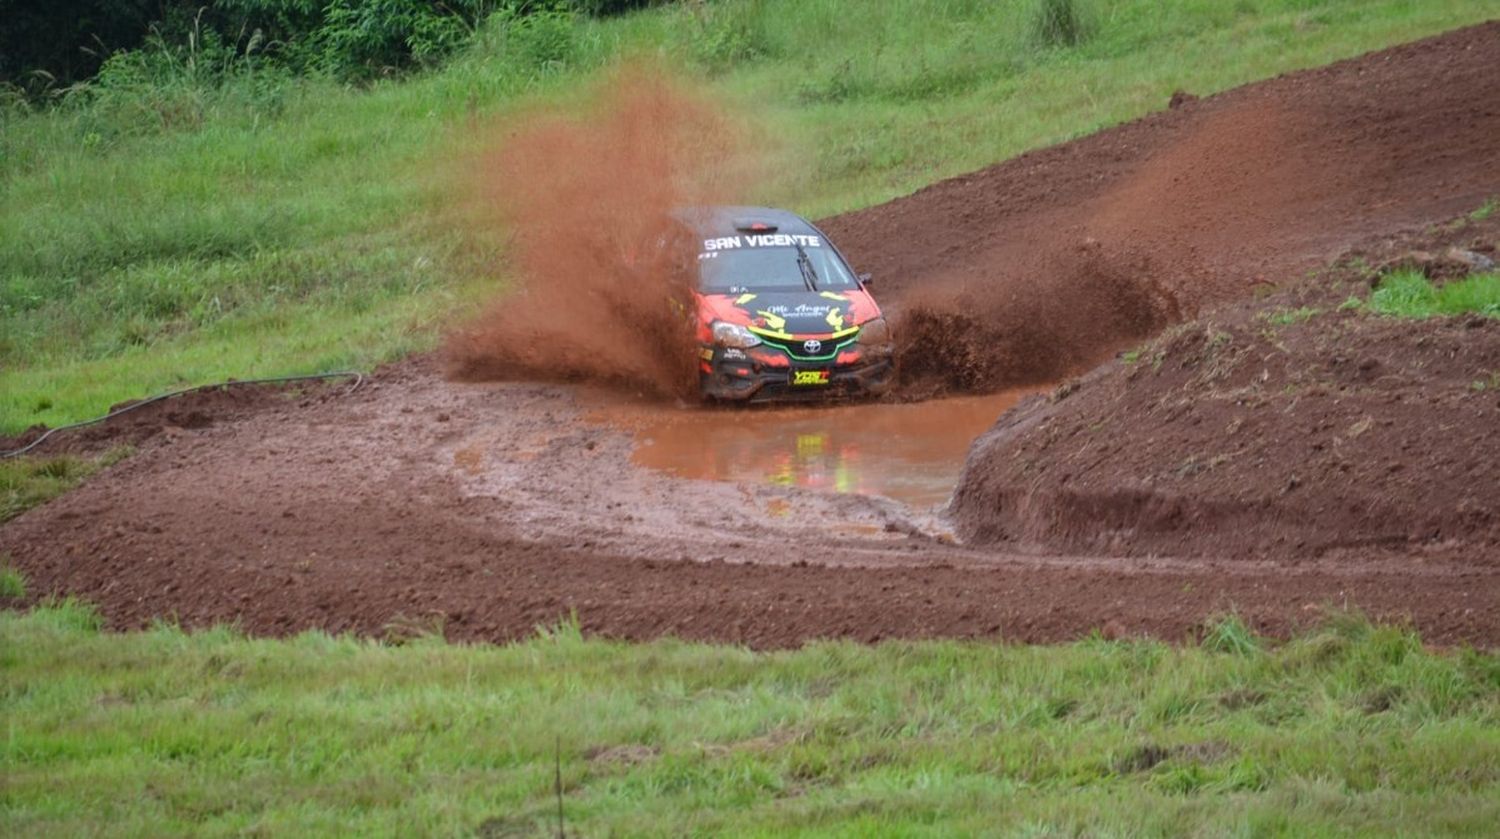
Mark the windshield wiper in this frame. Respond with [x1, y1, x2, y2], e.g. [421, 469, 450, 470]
[794, 242, 820, 292]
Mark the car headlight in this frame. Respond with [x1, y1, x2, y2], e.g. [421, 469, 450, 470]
[711, 321, 762, 348]
[857, 317, 892, 346]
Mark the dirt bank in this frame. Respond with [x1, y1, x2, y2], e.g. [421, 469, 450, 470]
[951, 213, 1500, 559]
[824, 21, 1500, 395]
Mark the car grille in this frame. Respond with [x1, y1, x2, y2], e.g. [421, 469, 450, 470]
[758, 333, 855, 362]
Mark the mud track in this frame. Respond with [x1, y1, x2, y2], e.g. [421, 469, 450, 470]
[3, 357, 1495, 647]
[4, 24, 1499, 647]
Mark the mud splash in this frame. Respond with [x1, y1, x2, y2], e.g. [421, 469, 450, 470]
[894, 243, 1181, 397]
[444, 64, 757, 397]
[826, 23, 1500, 397]
[594, 390, 1040, 507]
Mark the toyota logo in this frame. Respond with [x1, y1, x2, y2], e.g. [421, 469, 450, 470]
[803, 339, 823, 354]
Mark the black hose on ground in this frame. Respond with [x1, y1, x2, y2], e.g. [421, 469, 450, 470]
[0, 371, 364, 460]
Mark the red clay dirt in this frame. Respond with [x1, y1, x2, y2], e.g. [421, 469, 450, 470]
[952, 215, 1500, 561]
[3, 356, 1494, 648]
[822, 21, 1500, 395]
[4, 24, 1500, 648]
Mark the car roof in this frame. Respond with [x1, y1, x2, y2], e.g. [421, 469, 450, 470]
[675, 205, 820, 238]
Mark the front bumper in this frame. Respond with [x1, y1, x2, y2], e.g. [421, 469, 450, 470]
[699, 344, 895, 402]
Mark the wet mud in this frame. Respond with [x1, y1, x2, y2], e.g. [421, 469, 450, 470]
[4, 356, 1495, 648]
[4, 24, 1500, 647]
[597, 390, 1038, 508]
[951, 214, 1500, 561]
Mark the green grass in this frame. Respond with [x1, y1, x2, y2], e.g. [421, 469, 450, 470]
[1262, 305, 1323, 326]
[1, 605, 1495, 836]
[1368, 271, 1500, 319]
[0, 556, 24, 598]
[7, 9, 1500, 833]
[3, 0, 1497, 433]
[0, 447, 132, 524]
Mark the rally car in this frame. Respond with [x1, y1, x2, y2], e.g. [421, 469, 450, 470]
[685, 206, 895, 402]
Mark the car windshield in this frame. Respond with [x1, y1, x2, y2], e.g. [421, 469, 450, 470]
[697, 243, 859, 294]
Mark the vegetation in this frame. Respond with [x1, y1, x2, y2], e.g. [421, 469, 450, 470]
[0, 556, 24, 598]
[2, 604, 1495, 835]
[1368, 271, 1500, 319]
[4, 7, 1499, 835]
[1471, 197, 1497, 223]
[4, 0, 1497, 434]
[0, 0, 654, 91]
[1031, 0, 1090, 48]
[0, 448, 133, 524]
[1262, 305, 1322, 326]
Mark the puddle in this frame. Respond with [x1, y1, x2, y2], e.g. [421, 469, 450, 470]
[592, 390, 1039, 507]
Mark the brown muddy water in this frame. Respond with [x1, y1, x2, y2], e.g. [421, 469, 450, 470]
[590, 390, 1039, 507]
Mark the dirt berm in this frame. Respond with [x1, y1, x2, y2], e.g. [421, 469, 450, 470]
[824, 21, 1500, 396]
[951, 214, 1500, 559]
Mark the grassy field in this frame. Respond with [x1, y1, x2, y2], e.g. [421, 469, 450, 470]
[7, 4, 1500, 834]
[4, 0, 1498, 434]
[2, 601, 1496, 836]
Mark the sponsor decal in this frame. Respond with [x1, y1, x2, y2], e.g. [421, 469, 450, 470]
[703, 234, 821, 252]
[699, 348, 715, 361]
[764, 303, 833, 318]
[792, 369, 830, 386]
[700, 233, 823, 258]
[722, 347, 748, 360]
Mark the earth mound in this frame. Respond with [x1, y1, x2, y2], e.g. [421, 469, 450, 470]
[950, 213, 1500, 559]
[822, 21, 1500, 397]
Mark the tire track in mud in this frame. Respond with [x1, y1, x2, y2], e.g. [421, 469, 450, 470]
[2, 356, 1495, 647]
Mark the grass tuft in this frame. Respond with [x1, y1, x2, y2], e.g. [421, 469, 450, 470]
[0, 446, 133, 523]
[28, 597, 105, 633]
[0, 555, 25, 599]
[1368, 271, 1500, 318]
[1262, 305, 1321, 325]
[1201, 613, 1261, 656]
[1031, 0, 1090, 48]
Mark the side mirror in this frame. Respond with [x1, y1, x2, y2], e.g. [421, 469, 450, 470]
[858, 272, 874, 287]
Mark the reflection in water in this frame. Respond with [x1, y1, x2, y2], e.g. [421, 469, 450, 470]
[616, 391, 1038, 507]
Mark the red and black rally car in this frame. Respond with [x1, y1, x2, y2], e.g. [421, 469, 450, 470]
[686, 206, 895, 402]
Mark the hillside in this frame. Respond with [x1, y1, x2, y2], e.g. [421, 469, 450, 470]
[5, 0, 1498, 432]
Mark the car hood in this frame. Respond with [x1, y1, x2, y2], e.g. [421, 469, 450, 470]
[697, 288, 882, 337]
